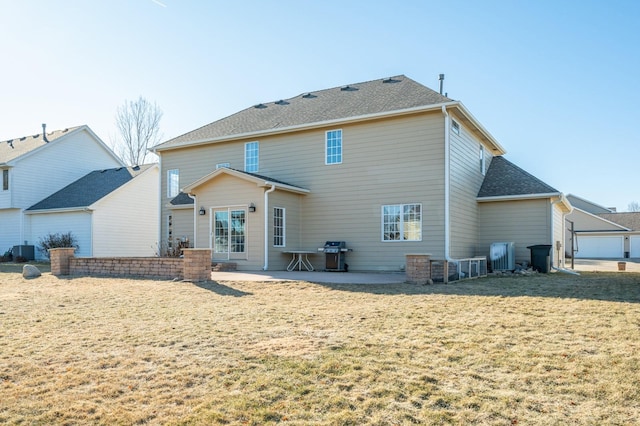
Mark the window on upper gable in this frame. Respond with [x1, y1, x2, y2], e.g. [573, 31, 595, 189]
[480, 146, 486, 175]
[451, 120, 460, 135]
[167, 169, 179, 198]
[245, 142, 259, 172]
[382, 203, 422, 242]
[2, 169, 8, 191]
[326, 129, 342, 165]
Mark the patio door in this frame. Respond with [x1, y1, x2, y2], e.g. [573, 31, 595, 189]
[212, 208, 247, 260]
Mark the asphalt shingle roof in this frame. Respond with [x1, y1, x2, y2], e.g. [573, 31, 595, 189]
[478, 156, 559, 198]
[27, 165, 153, 211]
[154, 75, 451, 150]
[0, 127, 81, 164]
[598, 213, 640, 231]
[170, 192, 194, 206]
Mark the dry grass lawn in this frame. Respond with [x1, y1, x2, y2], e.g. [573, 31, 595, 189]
[1, 270, 639, 425]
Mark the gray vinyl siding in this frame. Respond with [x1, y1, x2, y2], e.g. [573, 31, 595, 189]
[449, 119, 494, 258]
[160, 112, 447, 271]
[478, 199, 550, 264]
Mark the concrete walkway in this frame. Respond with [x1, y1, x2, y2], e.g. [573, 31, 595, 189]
[210, 270, 408, 284]
[211, 259, 640, 283]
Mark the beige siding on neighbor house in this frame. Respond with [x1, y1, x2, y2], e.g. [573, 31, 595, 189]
[92, 166, 159, 257]
[478, 199, 550, 263]
[449, 118, 494, 259]
[160, 111, 448, 271]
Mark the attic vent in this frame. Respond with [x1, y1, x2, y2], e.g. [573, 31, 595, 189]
[275, 100, 289, 105]
[302, 93, 316, 98]
[7, 140, 14, 149]
[254, 103, 267, 109]
[382, 77, 401, 83]
[340, 85, 358, 91]
[20, 137, 26, 141]
[33, 135, 39, 139]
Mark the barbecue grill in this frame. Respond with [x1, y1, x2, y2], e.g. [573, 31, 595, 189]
[319, 241, 350, 271]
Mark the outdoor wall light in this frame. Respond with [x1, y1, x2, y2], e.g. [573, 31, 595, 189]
[249, 203, 256, 213]
[199, 207, 206, 216]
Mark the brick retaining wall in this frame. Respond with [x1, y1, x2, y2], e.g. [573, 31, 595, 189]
[49, 248, 212, 281]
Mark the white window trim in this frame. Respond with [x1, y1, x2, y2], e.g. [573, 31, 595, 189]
[167, 169, 179, 198]
[325, 129, 343, 165]
[381, 203, 423, 242]
[244, 141, 259, 172]
[451, 120, 460, 135]
[273, 207, 286, 247]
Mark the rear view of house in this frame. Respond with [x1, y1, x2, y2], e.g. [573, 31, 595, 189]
[153, 75, 570, 271]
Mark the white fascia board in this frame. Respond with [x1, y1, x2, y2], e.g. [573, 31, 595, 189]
[24, 207, 92, 215]
[154, 102, 466, 152]
[477, 192, 564, 202]
[449, 102, 507, 155]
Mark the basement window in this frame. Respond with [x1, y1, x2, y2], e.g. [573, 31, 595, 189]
[451, 120, 460, 135]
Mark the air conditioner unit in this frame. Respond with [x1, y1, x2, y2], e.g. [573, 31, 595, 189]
[490, 242, 515, 271]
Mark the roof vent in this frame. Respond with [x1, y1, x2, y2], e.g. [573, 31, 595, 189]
[254, 103, 267, 109]
[7, 140, 14, 149]
[340, 85, 358, 91]
[302, 93, 316, 98]
[20, 137, 26, 141]
[382, 77, 401, 84]
[42, 124, 49, 142]
[275, 100, 289, 105]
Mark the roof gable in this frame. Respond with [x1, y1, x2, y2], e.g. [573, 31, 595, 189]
[478, 156, 559, 199]
[566, 194, 615, 214]
[154, 75, 452, 150]
[183, 167, 309, 194]
[26, 165, 154, 211]
[0, 126, 81, 164]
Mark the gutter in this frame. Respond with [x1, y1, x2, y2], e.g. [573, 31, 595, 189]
[187, 194, 197, 248]
[441, 106, 455, 266]
[263, 184, 276, 270]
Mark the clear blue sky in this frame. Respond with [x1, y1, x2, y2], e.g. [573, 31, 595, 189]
[1, 0, 638, 211]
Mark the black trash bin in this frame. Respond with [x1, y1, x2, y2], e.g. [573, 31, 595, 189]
[527, 244, 552, 273]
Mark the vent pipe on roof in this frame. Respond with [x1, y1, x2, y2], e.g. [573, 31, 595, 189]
[439, 74, 445, 95]
[42, 123, 49, 143]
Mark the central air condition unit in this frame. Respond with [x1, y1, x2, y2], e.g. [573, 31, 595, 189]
[490, 242, 515, 271]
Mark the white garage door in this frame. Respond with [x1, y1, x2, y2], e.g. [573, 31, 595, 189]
[630, 236, 640, 258]
[575, 235, 624, 258]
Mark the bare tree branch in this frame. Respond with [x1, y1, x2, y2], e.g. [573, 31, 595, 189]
[113, 97, 163, 166]
[628, 201, 640, 212]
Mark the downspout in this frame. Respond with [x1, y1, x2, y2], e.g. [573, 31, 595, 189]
[158, 155, 163, 249]
[549, 196, 564, 270]
[187, 194, 197, 248]
[263, 184, 276, 270]
[441, 106, 455, 265]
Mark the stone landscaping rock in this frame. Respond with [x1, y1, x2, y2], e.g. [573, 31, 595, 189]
[23, 264, 42, 279]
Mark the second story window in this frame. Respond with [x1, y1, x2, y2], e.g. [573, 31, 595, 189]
[480, 145, 486, 175]
[326, 129, 342, 165]
[245, 142, 259, 172]
[167, 169, 179, 198]
[2, 169, 8, 191]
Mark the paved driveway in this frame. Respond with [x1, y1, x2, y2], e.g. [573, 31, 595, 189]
[570, 258, 640, 273]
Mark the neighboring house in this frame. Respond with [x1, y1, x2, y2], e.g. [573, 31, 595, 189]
[152, 75, 571, 271]
[0, 125, 124, 253]
[565, 194, 640, 258]
[25, 165, 159, 259]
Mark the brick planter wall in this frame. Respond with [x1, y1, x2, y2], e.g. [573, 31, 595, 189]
[70, 257, 184, 279]
[49, 248, 76, 276]
[183, 249, 213, 281]
[50, 248, 213, 282]
[406, 254, 432, 284]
